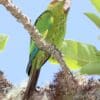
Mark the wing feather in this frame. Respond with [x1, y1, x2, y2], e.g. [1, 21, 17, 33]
[27, 10, 54, 74]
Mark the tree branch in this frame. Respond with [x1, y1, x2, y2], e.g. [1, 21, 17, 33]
[0, 0, 77, 99]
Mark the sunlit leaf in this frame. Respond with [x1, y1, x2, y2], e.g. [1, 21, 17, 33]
[49, 40, 100, 72]
[85, 13, 100, 28]
[91, 0, 100, 12]
[0, 34, 8, 51]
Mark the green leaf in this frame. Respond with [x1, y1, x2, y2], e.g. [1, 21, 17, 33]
[49, 40, 100, 71]
[0, 34, 8, 51]
[91, 0, 100, 12]
[85, 13, 100, 28]
[80, 62, 100, 74]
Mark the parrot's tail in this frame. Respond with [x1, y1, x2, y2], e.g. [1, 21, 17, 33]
[26, 53, 50, 86]
[26, 60, 32, 76]
[26, 62, 40, 87]
[26, 59, 40, 89]
[23, 68, 40, 100]
[24, 55, 50, 99]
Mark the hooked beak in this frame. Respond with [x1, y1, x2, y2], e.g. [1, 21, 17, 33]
[63, 0, 71, 12]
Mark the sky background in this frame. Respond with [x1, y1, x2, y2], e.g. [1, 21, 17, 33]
[0, 0, 100, 86]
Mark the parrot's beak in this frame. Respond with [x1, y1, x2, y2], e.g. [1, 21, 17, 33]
[51, 0, 57, 3]
[63, 0, 71, 12]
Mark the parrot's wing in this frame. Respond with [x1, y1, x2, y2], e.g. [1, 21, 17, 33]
[30, 10, 54, 56]
[27, 10, 54, 75]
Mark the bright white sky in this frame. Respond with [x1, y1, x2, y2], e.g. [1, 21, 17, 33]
[0, 0, 100, 86]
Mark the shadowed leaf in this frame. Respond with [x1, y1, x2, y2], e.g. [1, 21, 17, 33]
[80, 63, 100, 74]
[49, 40, 100, 74]
[85, 13, 100, 28]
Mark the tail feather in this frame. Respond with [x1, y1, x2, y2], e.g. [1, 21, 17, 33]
[27, 45, 39, 75]
[28, 69, 40, 91]
[23, 69, 40, 100]
[26, 60, 32, 76]
[25, 53, 50, 95]
[25, 56, 49, 99]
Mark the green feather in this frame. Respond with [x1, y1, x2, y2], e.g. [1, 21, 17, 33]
[27, 1, 69, 76]
[26, 0, 70, 96]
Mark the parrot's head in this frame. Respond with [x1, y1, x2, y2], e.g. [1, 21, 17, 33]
[48, 0, 71, 12]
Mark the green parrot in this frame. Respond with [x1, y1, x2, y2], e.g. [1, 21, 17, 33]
[26, 0, 70, 90]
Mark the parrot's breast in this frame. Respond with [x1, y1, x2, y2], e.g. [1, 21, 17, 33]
[46, 12, 66, 48]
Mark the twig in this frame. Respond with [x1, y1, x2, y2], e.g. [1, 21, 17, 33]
[0, 0, 76, 100]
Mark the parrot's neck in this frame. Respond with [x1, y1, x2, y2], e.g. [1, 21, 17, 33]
[48, 1, 64, 11]
[46, 2, 68, 47]
[48, 0, 70, 12]
[48, 1, 67, 21]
